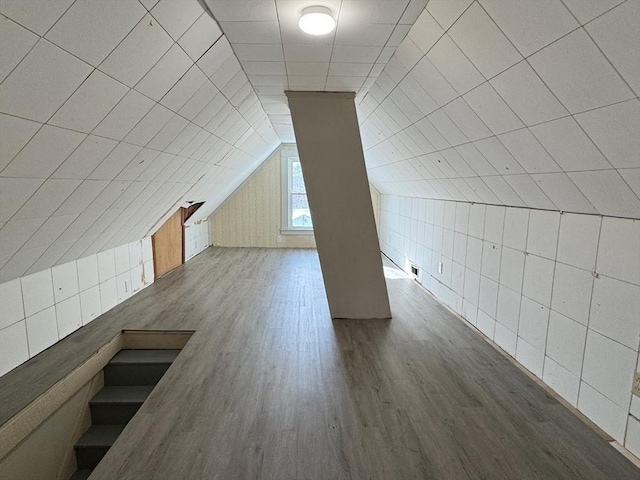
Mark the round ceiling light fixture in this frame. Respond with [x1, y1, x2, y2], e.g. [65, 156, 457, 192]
[298, 6, 336, 35]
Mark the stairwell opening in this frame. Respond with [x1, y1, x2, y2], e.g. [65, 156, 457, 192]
[0, 330, 193, 480]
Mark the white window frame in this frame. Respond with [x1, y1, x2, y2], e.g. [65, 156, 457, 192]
[281, 149, 313, 235]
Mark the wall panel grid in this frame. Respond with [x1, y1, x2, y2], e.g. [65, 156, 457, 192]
[184, 219, 210, 261]
[0, 0, 280, 284]
[0, 237, 154, 376]
[379, 194, 640, 456]
[359, 0, 640, 220]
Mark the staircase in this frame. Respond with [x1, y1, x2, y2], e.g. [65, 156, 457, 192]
[70, 349, 180, 480]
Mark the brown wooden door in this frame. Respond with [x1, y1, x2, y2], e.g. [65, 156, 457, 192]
[152, 210, 184, 279]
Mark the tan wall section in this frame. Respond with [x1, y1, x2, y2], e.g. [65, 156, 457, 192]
[0, 373, 102, 480]
[152, 209, 183, 278]
[209, 146, 316, 248]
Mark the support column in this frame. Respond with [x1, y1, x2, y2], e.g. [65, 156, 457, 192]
[286, 91, 391, 320]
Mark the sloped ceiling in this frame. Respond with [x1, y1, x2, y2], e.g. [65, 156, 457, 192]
[202, 0, 428, 142]
[1, 0, 638, 283]
[0, 0, 279, 282]
[358, 0, 640, 219]
[203, 0, 639, 220]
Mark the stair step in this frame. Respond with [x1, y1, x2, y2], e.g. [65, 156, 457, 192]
[104, 350, 179, 386]
[90, 385, 153, 424]
[91, 385, 155, 404]
[75, 424, 125, 469]
[108, 349, 180, 365]
[76, 424, 125, 448]
[69, 469, 92, 480]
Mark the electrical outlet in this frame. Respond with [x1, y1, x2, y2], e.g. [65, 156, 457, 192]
[276, 235, 283, 244]
[438, 262, 443, 274]
[633, 372, 640, 397]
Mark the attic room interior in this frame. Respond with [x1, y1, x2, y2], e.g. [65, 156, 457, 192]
[0, 0, 639, 478]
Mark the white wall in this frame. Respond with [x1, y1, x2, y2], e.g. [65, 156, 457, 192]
[379, 195, 640, 455]
[184, 219, 209, 262]
[0, 238, 154, 377]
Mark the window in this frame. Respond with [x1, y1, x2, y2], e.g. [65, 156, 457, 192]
[281, 149, 313, 234]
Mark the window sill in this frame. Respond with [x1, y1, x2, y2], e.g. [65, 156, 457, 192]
[280, 229, 314, 236]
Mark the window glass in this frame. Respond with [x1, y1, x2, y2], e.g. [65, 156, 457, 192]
[290, 159, 312, 228]
[281, 151, 313, 232]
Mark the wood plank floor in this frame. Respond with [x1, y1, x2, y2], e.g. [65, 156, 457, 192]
[1, 248, 639, 479]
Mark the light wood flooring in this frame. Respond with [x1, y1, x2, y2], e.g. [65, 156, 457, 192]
[1, 248, 638, 479]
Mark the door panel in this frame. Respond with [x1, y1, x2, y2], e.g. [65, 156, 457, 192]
[152, 210, 183, 279]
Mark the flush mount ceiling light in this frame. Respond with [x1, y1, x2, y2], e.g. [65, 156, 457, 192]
[299, 6, 336, 35]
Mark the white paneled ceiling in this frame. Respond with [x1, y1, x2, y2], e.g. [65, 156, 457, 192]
[358, 0, 640, 219]
[1, 0, 638, 284]
[203, 0, 639, 218]
[0, 0, 279, 282]
[203, 0, 428, 142]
